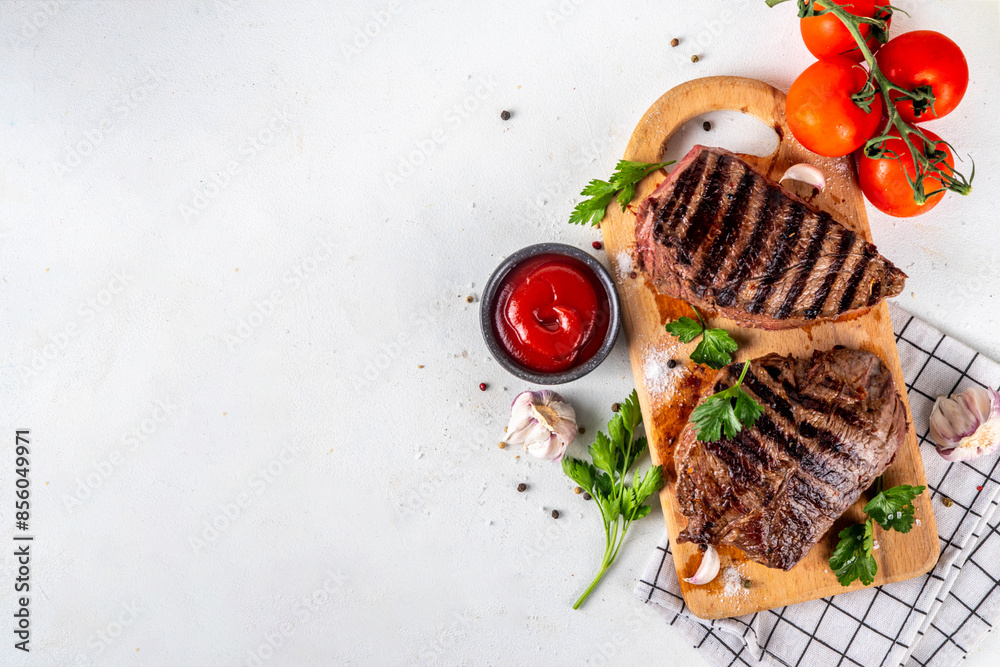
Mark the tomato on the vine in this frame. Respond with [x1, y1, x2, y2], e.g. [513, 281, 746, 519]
[800, 0, 889, 61]
[857, 127, 954, 217]
[786, 56, 884, 157]
[876, 30, 969, 122]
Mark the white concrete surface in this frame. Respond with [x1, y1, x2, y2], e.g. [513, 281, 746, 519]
[2, 1, 998, 665]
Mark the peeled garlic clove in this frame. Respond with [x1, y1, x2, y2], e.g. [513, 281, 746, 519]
[504, 390, 577, 461]
[683, 545, 720, 586]
[930, 387, 1000, 462]
[780, 163, 826, 192]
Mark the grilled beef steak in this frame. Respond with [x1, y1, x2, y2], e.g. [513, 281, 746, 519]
[635, 146, 906, 330]
[674, 348, 907, 570]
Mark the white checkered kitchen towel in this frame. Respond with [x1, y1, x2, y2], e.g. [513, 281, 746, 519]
[635, 303, 1000, 667]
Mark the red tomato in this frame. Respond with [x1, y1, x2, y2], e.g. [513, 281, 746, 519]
[876, 30, 969, 122]
[786, 57, 884, 157]
[800, 0, 889, 62]
[857, 127, 954, 217]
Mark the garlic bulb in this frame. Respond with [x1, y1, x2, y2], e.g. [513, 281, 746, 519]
[683, 545, 720, 585]
[505, 390, 577, 461]
[929, 386, 1000, 461]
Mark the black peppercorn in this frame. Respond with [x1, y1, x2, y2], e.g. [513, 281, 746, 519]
[500, 110, 511, 120]
[517, 483, 527, 492]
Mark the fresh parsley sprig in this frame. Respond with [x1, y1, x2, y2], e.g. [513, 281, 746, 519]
[689, 361, 765, 443]
[569, 159, 674, 226]
[562, 390, 663, 609]
[665, 307, 739, 370]
[830, 480, 926, 586]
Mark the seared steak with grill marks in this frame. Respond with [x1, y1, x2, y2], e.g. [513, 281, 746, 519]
[635, 146, 906, 330]
[674, 348, 907, 570]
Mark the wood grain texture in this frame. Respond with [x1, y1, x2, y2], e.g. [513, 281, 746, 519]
[598, 76, 938, 620]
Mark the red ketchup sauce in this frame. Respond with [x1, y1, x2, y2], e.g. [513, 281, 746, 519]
[492, 253, 610, 373]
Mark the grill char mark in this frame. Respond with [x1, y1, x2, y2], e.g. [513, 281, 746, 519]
[753, 414, 808, 462]
[676, 156, 735, 265]
[838, 245, 874, 314]
[774, 214, 833, 320]
[804, 230, 857, 320]
[866, 280, 882, 307]
[741, 368, 795, 423]
[704, 436, 765, 489]
[694, 168, 756, 286]
[745, 206, 807, 315]
[715, 187, 785, 308]
[739, 363, 863, 486]
[653, 152, 712, 241]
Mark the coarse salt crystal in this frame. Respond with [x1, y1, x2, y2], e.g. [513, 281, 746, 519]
[721, 566, 748, 598]
[616, 251, 634, 279]
[643, 343, 681, 398]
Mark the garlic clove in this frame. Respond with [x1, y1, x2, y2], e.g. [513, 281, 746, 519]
[503, 390, 577, 461]
[779, 163, 826, 192]
[533, 403, 577, 455]
[930, 387, 1000, 462]
[683, 545, 720, 586]
[526, 430, 563, 461]
[508, 392, 536, 428]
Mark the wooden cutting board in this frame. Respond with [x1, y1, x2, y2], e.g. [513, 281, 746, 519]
[598, 76, 938, 620]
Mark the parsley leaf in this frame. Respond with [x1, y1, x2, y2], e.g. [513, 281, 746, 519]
[690, 395, 740, 443]
[830, 519, 877, 587]
[690, 362, 764, 443]
[589, 431, 618, 478]
[633, 465, 664, 504]
[664, 317, 703, 343]
[664, 308, 738, 370]
[569, 179, 618, 226]
[560, 389, 663, 609]
[864, 484, 926, 533]
[691, 328, 739, 369]
[569, 160, 673, 226]
[733, 389, 766, 427]
[562, 457, 596, 493]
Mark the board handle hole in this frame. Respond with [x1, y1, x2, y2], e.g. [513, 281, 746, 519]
[660, 110, 781, 166]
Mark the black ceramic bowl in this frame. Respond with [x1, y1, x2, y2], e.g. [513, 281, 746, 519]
[480, 243, 621, 385]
